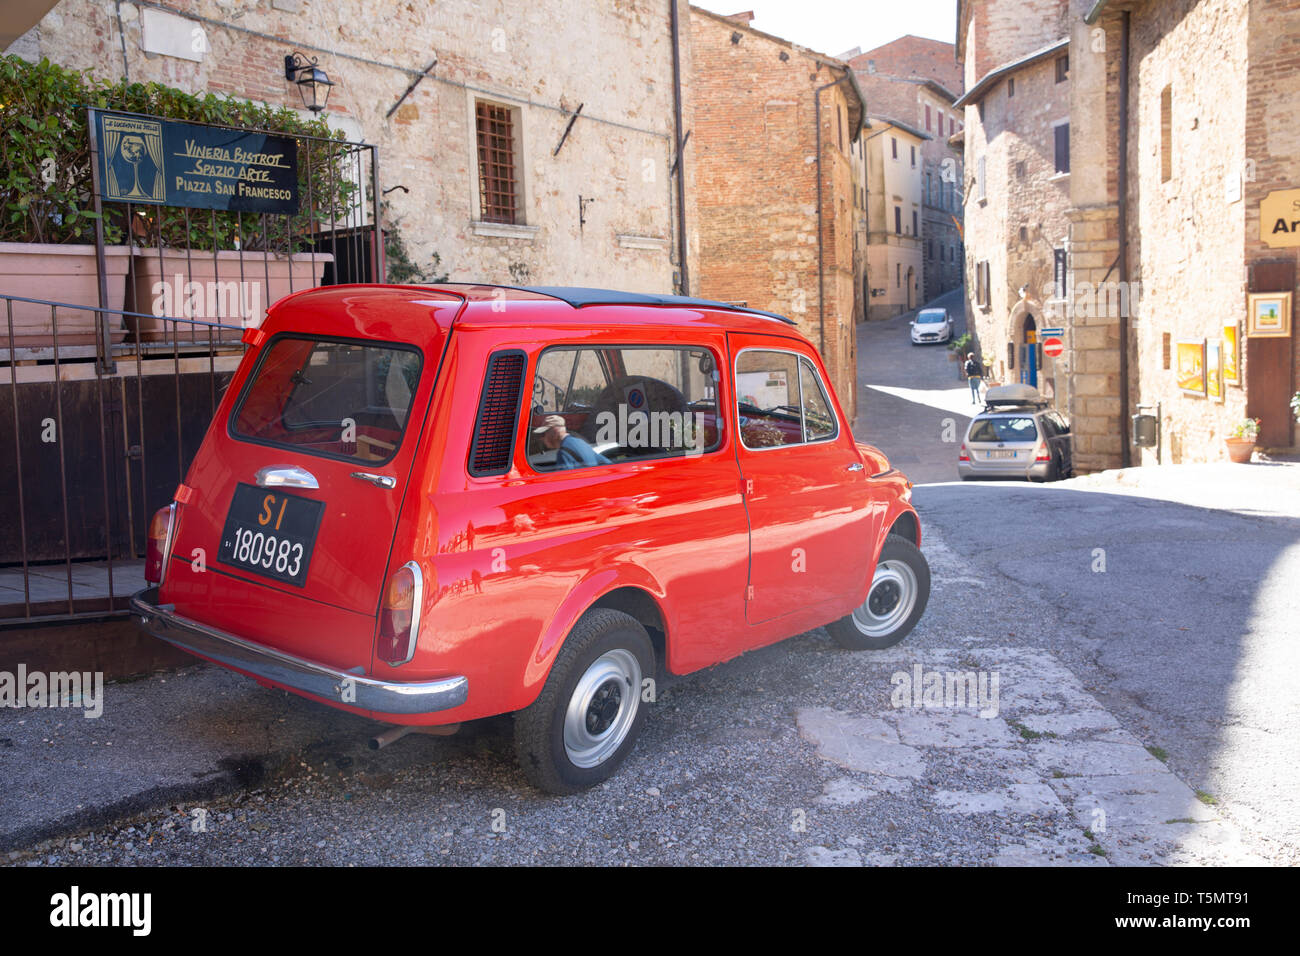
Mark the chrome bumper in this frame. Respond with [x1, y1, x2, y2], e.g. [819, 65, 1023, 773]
[130, 587, 468, 716]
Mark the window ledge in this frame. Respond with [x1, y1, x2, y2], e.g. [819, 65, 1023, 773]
[469, 221, 540, 240]
[616, 234, 670, 251]
[1049, 172, 1070, 182]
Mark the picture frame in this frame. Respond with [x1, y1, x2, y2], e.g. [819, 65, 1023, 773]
[1246, 292, 1292, 338]
[1222, 323, 1241, 386]
[1176, 339, 1207, 396]
[1207, 340, 1223, 402]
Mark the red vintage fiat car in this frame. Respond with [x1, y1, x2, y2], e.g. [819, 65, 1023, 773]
[133, 285, 929, 793]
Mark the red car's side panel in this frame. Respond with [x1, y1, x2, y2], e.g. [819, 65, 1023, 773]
[368, 320, 752, 723]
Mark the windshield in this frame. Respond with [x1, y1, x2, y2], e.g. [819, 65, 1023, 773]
[917, 312, 946, 324]
[969, 416, 1039, 443]
[231, 336, 423, 465]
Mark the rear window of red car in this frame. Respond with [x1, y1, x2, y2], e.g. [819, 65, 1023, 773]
[230, 335, 423, 465]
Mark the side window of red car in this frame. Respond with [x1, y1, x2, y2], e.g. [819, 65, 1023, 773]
[736, 349, 839, 449]
[526, 345, 723, 471]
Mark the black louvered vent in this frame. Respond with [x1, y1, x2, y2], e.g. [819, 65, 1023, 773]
[469, 350, 526, 476]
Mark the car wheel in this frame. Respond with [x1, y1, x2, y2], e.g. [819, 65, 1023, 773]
[514, 608, 653, 794]
[827, 536, 931, 650]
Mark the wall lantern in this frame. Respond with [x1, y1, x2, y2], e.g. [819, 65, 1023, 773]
[284, 52, 334, 113]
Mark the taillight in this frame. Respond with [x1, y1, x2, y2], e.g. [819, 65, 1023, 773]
[378, 561, 423, 667]
[1035, 444, 1051, 462]
[144, 503, 176, 585]
[959, 443, 970, 462]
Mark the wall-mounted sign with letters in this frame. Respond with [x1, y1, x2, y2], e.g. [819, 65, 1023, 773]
[1259, 187, 1300, 248]
[95, 110, 299, 215]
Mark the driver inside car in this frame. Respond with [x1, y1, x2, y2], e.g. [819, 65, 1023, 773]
[534, 414, 611, 469]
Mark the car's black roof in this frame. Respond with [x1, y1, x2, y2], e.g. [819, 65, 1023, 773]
[520, 286, 797, 326]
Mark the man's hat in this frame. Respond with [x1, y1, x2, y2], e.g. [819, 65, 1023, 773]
[533, 414, 566, 435]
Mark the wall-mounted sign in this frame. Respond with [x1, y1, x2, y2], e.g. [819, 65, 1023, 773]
[1259, 188, 1300, 248]
[1246, 291, 1292, 338]
[95, 110, 299, 215]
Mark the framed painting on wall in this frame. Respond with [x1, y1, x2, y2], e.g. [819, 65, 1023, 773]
[1207, 340, 1223, 402]
[1176, 340, 1207, 396]
[1246, 292, 1292, 338]
[1222, 323, 1241, 386]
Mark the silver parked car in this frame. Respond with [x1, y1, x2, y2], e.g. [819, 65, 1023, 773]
[957, 385, 1073, 482]
[910, 308, 953, 344]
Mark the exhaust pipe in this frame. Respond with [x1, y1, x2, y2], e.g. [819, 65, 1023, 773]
[369, 723, 461, 750]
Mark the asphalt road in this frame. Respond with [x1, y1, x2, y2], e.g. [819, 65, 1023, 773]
[6, 289, 1296, 866]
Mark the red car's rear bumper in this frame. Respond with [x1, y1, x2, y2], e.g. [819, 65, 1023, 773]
[130, 587, 468, 717]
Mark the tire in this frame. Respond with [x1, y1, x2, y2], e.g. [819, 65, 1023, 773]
[514, 608, 654, 794]
[827, 536, 931, 650]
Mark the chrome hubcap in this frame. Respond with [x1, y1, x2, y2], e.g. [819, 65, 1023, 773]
[852, 559, 918, 637]
[563, 649, 641, 769]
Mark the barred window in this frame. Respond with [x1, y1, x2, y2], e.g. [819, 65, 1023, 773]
[476, 101, 519, 224]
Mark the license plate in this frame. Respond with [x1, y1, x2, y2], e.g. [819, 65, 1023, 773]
[217, 483, 325, 587]
[987, 450, 1017, 459]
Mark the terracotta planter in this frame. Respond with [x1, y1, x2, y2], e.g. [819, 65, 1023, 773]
[127, 249, 333, 343]
[0, 242, 131, 348]
[1225, 437, 1256, 463]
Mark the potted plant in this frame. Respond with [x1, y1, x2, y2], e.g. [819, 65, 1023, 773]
[1225, 417, 1260, 463]
[0, 56, 131, 348]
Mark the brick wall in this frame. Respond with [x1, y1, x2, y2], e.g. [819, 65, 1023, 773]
[847, 35, 963, 94]
[688, 8, 860, 417]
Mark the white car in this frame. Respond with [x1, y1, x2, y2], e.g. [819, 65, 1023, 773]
[910, 308, 953, 344]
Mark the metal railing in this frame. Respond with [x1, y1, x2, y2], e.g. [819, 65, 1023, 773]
[1, 293, 242, 624]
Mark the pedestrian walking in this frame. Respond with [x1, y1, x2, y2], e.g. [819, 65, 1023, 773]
[965, 352, 983, 404]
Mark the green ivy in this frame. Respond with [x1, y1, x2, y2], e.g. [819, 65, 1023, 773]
[0, 55, 359, 250]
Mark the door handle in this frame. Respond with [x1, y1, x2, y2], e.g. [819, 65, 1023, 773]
[845, 463, 864, 472]
[255, 465, 319, 489]
[351, 471, 396, 489]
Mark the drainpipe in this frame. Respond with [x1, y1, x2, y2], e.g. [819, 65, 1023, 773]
[1117, 10, 1131, 467]
[815, 72, 852, 358]
[669, 1, 690, 295]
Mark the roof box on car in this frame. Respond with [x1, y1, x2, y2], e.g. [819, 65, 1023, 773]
[983, 384, 1048, 408]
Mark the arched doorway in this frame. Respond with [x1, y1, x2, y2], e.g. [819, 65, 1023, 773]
[1020, 313, 1038, 389]
[906, 266, 915, 311]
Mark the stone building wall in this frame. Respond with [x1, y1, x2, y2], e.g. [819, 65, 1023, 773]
[961, 53, 1072, 390]
[865, 122, 925, 320]
[688, 7, 861, 418]
[1125, 0, 1252, 465]
[15, 0, 689, 294]
[917, 84, 964, 302]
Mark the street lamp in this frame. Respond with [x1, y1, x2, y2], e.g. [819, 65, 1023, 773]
[284, 52, 334, 113]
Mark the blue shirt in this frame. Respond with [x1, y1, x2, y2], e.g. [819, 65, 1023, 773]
[556, 434, 611, 469]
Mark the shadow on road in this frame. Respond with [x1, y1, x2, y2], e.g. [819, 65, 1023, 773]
[913, 477, 1300, 861]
